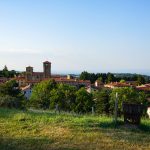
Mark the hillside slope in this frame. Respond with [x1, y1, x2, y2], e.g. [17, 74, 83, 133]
[0, 108, 150, 150]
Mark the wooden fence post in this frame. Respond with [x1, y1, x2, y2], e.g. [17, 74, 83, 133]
[92, 107, 94, 115]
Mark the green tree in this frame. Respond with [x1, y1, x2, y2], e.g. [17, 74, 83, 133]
[0, 95, 20, 108]
[137, 75, 145, 85]
[0, 80, 20, 97]
[74, 88, 93, 113]
[9, 70, 18, 78]
[29, 79, 56, 109]
[0, 80, 25, 108]
[110, 87, 147, 115]
[80, 71, 97, 83]
[97, 77, 103, 83]
[107, 73, 115, 83]
[90, 73, 97, 83]
[80, 71, 90, 80]
[94, 89, 111, 114]
[2, 65, 9, 77]
[50, 84, 77, 111]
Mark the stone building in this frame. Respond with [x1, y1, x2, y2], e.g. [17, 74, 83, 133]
[26, 61, 51, 82]
[15, 61, 91, 88]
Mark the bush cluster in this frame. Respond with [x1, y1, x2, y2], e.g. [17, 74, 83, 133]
[0, 80, 25, 109]
[29, 79, 148, 115]
[29, 79, 93, 113]
[0, 79, 148, 115]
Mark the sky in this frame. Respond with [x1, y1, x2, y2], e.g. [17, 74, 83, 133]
[0, 0, 150, 75]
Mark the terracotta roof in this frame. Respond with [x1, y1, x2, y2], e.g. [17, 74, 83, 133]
[126, 81, 138, 86]
[52, 78, 90, 84]
[136, 84, 150, 91]
[15, 77, 26, 80]
[51, 75, 65, 78]
[104, 82, 132, 88]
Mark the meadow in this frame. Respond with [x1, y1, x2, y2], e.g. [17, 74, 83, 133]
[0, 108, 150, 150]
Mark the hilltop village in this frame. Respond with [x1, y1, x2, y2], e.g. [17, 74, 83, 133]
[16, 61, 90, 88]
[0, 61, 150, 100]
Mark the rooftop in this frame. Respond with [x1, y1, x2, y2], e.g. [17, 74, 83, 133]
[43, 61, 51, 64]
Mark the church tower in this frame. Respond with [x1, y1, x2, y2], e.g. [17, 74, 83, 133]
[43, 61, 51, 78]
[26, 66, 33, 81]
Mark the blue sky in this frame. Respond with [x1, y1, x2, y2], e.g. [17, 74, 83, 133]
[0, 0, 150, 74]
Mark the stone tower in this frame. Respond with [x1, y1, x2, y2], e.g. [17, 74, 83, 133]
[26, 66, 33, 81]
[43, 61, 51, 78]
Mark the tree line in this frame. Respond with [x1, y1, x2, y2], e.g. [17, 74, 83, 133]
[29, 79, 148, 115]
[0, 79, 149, 116]
[0, 65, 19, 78]
[80, 71, 147, 85]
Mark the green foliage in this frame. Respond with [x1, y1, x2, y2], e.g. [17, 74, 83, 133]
[110, 87, 147, 114]
[74, 88, 93, 113]
[29, 79, 56, 109]
[0, 66, 19, 78]
[80, 71, 116, 84]
[80, 71, 90, 80]
[120, 79, 126, 83]
[0, 95, 23, 108]
[0, 80, 25, 109]
[0, 80, 20, 97]
[80, 71, 97, 83]
[107, 73, 115, 83]
[94, 89, 111, 114]
[137, 75, 146, 85]
[29, 80, 93, 113]
[50, 84, 77, 111]
[97, 77, 103, 82]
[2, 65, 9, 77]
[80, 71, 150, 84]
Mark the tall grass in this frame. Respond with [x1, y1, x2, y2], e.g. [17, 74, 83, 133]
[0, 108, 150, 150]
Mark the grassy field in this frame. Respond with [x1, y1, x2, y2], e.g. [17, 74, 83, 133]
[0, 108, 150, 150]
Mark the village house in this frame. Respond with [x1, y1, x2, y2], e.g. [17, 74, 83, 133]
[147, 107, 150, 119]
[21, 85, 32, 99]
[104, 82, 132, 89]
[94, 80, 104, 88]
[136, 84, 150, 92]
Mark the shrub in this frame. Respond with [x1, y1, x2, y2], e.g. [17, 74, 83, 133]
[0, 95, 25, 109]
[110, 87, 147, 115]
[94, 89, 111, 115]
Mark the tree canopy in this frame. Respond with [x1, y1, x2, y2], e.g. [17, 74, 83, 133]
[0, 80, 25, 108]
[79, 71, 149, 84]
[74, 88, 93, 113]
[0, 65, 19, 78]
[109, 87, 147, 114]
[29, 79, 57, 109]
[94, 89, 111, 114]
